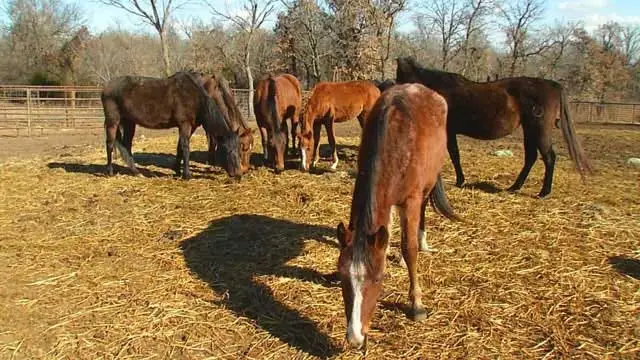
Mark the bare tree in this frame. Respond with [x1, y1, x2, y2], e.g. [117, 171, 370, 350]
[539, 21, 578, 78]
[498, 0, 550, 76]
[418, 0, 466, 71]
[208, 0, 277, 119]
[2, 0, 85, 84]
[459, 0, 493, 76]
[97, 0, 190, 76]
[370, 0, 407, 79]
[620, 24, 640, 66]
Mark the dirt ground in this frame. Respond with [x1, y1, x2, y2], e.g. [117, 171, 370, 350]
[0, 121, 639, 359]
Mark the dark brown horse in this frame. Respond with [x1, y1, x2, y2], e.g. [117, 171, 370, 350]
[254, 74, 302, 172]
[298, 81, 380, 171]
[101, 71, 243, 179]
[396, 57, 592, 198]
[202, 74, 254, 173]
[371, 79, 396, 92]
[336, 84, 459, 349]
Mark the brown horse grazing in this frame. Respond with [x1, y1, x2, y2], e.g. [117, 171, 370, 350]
[254, 74, 302, 172]
[101, 71, 243, 179]
[298, 81, 381, 171]
[336, 84, 459, 349]
[396, 57, 592, 198]
[202, 74, 254, 173]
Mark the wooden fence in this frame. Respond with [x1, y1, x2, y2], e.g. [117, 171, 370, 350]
[0, 85, 638, 136]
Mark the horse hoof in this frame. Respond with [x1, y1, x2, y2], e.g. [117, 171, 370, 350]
[455, 180, 465, 188]
[536, 192, 550, 199]
[411, 307, 428, 321]
[182, 173, 192, 180]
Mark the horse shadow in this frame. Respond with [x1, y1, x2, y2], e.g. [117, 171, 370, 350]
[135, 152, 210, 169]
[179, 214, 341, 357]
[462, 181, 503, 194]
[47, 162, 167, 178]
[608, 256, 640, 280]
[318, 144, 359, 164]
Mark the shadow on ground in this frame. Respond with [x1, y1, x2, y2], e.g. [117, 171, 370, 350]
[180, 214, 341, 357]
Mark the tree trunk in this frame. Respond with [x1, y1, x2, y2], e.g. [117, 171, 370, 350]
[159, 29, 171, 77]
[244, 35, 254, 120]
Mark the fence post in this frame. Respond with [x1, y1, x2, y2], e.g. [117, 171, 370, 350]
[632, 104, 637, 125]
[71, 90, 76, 129]
[588, 103, 592, 123]
[26, 88, 32, 136]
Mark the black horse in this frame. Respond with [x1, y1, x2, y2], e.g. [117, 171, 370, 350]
[396, 57, 592, 198]
[101, 71, 243, 180]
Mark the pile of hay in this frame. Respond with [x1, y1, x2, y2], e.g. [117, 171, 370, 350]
[0, 124, 638, 359]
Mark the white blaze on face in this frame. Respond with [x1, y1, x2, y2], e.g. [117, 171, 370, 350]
[301, 148, 308, 170]
[347, 261, 366, 346]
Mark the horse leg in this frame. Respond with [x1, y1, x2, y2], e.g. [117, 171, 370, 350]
[259, 126, 269, 164]
[418, 198, 436, 252]
[399, 198, 427, 321]
[290, 117, 298, 154]
[282, 119, 290, 159]
[311, 121, 322, 168]
[122, 122, 135, 156]
[537, 130, 556, 198]
[447, 134, 465, 187]
[508, 127, 538, 193]
[105, 125, 117, 176]
[179, 125, 193, 180]
[326, 120, 339, 170]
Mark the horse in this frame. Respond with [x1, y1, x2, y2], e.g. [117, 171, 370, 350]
[101, 71, 243, 180]
[371, 79, 396, 92]
[201, 74, 254, 173]
[396, 57, 592, 198]
[253, 74, 302, 172]
[298, 80, 380, 171]
[336, 83, 459, 349]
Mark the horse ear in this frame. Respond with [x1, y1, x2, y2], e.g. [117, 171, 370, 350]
[337, 222, 351, 249]
[372, 226, 389, 251]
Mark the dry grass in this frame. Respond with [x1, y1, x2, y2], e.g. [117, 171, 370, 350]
[0, 123, 638, 359]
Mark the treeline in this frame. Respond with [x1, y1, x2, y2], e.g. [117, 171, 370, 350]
[1, 0, 639, 102]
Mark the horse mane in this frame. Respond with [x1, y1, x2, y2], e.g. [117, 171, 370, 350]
[352, 92, 411, 268]
[216, 74, 250, 131]
[397, 56, 466, 87]
[180, 71, 233, 135]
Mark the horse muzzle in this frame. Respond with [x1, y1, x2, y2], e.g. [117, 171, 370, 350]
[346, 327, 366, 349]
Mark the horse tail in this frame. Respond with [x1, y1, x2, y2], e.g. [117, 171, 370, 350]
[558, 86, 593, 179]
[267, 77, 280, 135]
[429, 174, 460, 221]
[113, 126, 137, 170]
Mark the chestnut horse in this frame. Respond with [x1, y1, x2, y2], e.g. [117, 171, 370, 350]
[298, 81, 380, 171]
[202, 74, 254, 173]
[254, 74, 302, 172]
[396, 57, 592, 198]
[336, 84, 459, 349]
[102, 71, 243, 179]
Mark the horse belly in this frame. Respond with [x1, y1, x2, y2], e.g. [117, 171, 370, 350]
[455, 111, 520, 140]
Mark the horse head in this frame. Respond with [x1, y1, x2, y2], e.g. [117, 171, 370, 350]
[336, 222, 389, 349]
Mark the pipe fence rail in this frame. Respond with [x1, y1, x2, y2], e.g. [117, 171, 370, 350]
[0, 85, 637, 136]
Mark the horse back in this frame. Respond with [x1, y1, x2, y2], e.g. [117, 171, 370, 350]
[102, 76, 191, 129]
[306, 80, 380, 123]
[357, 83, 447, 221]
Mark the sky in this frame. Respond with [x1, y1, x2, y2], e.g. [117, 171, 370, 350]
[2, 0, 639, 34]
